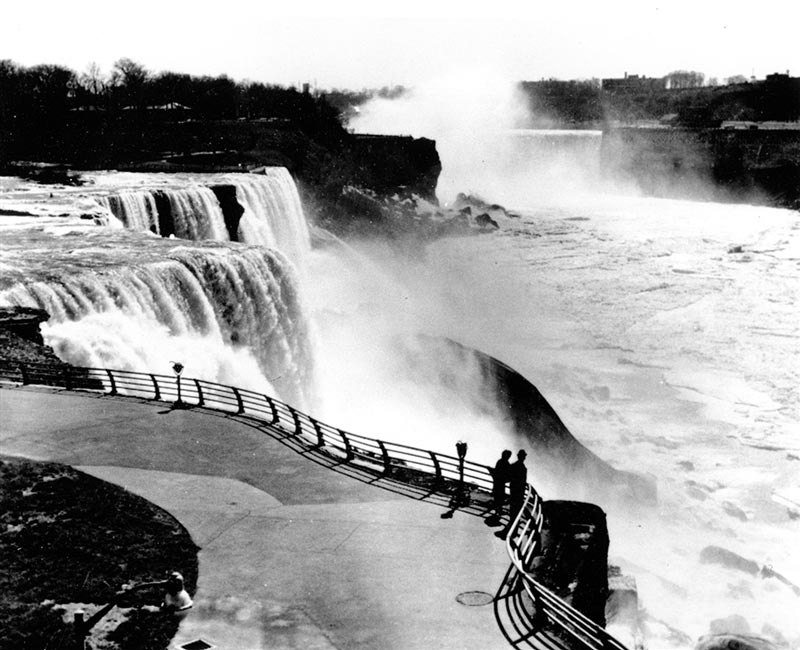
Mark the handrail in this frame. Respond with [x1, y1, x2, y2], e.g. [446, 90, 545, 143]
[0, 360, 629, 650]
[500, 487, 629, 650]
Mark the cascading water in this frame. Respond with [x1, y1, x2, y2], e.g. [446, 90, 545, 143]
[92, 169, 310, 269]
[166, 187, 230, 241]
[224, 168, 311, 266]
[0, 170, 315, 407]
[96, 192, 160, 234]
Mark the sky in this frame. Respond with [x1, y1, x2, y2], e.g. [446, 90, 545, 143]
[2, 0, 799, 89]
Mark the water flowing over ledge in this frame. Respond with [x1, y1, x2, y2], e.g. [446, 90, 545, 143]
[0, 169, 316, 407]
[92, 168, 311, 269]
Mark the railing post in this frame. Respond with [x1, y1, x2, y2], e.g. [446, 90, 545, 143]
[232, 387, 245, 414]
[62, 366, 72, 390]
[264, 395, 279, 424]
[194, 379, 204, 406]
[339, 430, 354, 461]
[105, 369, 117, 395]
[18, 363, 29, 385]
[311, 418, 324, 447]
[150, 374, 161, 400]
[531, 588, 545, 631]
[291, 409, 302, 435]
[73, 609, 87, 649]
[377, 440, 391, 474]
[428, 451, 442, 484]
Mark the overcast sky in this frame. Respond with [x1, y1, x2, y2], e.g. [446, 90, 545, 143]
[3, 0, 798, 89]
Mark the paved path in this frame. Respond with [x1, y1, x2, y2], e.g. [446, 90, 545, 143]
[0, 385, 511, 649]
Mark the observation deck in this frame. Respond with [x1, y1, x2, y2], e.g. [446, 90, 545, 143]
[0, 364, 629, 650]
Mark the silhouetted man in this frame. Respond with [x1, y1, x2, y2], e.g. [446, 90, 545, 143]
[496, 449, 528, 540]
[487, 449, 512, 524]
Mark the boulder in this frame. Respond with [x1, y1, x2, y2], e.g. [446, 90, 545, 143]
[475, 213, 499, 229]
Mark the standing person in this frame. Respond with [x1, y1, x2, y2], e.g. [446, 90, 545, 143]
[487, 449, 512, 525]
[496, 449, 528, 540]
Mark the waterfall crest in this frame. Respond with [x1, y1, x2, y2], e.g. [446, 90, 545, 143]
[1, 245, 313, 407]
[225, 169, 311, 266]
[94, 169, 311, 267]
[166, 187, 230, 241]
[96, 192, 160, 234]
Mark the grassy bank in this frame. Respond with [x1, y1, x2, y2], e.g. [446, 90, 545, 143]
[0, 456, 198, 650]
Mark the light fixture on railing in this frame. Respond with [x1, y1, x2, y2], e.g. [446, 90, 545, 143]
[456, 440, 468, 479]
[170, 361, 184, 408]
[455, 440, 469, 505]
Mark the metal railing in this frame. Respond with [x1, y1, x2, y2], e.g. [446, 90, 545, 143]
[497, 487, 629, 650]
[1, 360, 628, 650]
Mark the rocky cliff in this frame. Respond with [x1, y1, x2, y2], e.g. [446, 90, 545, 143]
[0, 307, 65, 366]
[602, 126, 800, 208]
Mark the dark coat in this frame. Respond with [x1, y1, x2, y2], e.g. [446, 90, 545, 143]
[491, 457, 511, 499]
[508, 459, 528, 503]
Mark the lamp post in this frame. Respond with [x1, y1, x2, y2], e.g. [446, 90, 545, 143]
[456, 440, 468, 485]
[171, 362, 184, 407]
[455, 440, 468, 506]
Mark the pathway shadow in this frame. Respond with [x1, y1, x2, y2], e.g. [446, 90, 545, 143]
[111, 392, 506, 522]
[227, 409, 503, 521]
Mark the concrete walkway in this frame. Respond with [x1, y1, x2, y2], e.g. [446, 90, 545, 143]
[0, 385, 512, 649]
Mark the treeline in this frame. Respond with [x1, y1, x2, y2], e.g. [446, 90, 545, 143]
[518, 73, 800, 128]
[0, 58, 345, 137]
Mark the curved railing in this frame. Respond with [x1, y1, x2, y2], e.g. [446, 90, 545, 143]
[0, 361, 495, 493]
[496, 488, 629, 650]
[0, 360, 629, 650]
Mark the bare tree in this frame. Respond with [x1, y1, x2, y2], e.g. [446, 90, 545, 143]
[111, 58, 149, 109]
[81, 62, 106, 95]
[111, 58, 148, 89]
[666, 70, 705, 89]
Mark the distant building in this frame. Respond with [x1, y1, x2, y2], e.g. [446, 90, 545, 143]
[766, 72, 791, 83]
[601, 73, 667, 93]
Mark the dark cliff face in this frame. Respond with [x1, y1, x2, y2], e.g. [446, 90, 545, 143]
[0, 116, 443, 211]
[601, 127, 800, 208]
[536, 500, 610, 627]
[473, 347, 657, 506]
[210, 184, 246, 241]
[348, 135, 441, 201]
[0, 307, 64, 366]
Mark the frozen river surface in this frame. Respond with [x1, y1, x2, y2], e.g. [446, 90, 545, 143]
[409, 193, 800, 647]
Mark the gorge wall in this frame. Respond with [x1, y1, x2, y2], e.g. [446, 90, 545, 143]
[602, 126, 800, 207]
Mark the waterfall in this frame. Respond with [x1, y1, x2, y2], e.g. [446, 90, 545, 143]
[166, 188, 230, 241]
[225, 169, 311, 267]
[2, 169, 316, 405]
[94, 169, 311, 268]
[96, 192, 160, 233]
[1, 246, 313, 407]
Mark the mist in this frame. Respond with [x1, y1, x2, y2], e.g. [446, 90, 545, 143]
[305, 238, 520, 464]
[42, 312, 278, 395]
[350, 71, 613, 206]
[336, 76, 800, 648]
